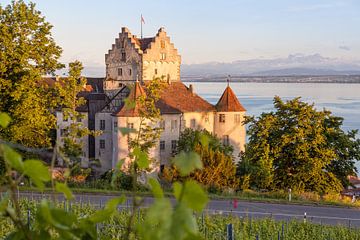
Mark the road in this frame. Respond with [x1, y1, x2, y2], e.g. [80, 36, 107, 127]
[15, 192, 360, 227]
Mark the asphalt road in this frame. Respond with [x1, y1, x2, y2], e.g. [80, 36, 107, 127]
[14, 192, 360, 227]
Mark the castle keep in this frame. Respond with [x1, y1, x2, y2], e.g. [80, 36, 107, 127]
[56, 27, 246, 173]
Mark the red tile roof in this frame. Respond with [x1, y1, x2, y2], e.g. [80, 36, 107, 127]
[216, 86, 246, 112]
[157, 82, 215, 113]
[114, 82, 146, 117]
[114, 82, 215, 117]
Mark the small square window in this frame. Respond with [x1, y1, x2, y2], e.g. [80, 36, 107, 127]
[160, 140, 165, 151]
[223, 135, 229, 146]
[171, 120, 178, 131]
[219, 114, 225, 123]
[160, 120, 165, 130]
[190, 119, 196, 128]
[127, 123, 134, 129]
[100, 120, 105, 130]
[235, 114, 241, 123]
[100, 139, 105, 149]
[171, 140, 177, 152]
[161, 53, 166, 60]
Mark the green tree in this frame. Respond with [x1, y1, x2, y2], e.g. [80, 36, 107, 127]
[0, 0, 63, 148]
[55, 61, 97, 175]
[239, 96, 359, 193]
[163, 129, 238, 190]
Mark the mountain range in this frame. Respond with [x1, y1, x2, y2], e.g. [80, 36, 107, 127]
[181, 54, 360, 77]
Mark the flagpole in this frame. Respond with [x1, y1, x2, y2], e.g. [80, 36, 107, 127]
[141, 14, 143, 39]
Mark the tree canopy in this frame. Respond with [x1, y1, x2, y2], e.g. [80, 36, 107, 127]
[163, 129, 238, 190]
[0, 0, 63, 147]
[238, 96, 360, 193]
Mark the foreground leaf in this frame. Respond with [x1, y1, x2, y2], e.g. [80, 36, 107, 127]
[172, 151, 202, 176]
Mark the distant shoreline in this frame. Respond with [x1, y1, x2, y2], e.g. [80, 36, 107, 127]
[181, 75, 360, 84]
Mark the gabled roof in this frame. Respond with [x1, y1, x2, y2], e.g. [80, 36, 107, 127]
[113, 82, 146, 117]
[157, 82, 215, 113]
[216, 86, 246, 112]
[133, 37, 154, 52]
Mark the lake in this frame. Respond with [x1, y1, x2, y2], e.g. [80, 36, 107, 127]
[184, 82, 360, 170]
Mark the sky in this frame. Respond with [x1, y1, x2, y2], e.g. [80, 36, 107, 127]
[1, 0, 360, 76]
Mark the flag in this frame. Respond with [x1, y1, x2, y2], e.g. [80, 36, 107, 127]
[141, 15, 145, 24]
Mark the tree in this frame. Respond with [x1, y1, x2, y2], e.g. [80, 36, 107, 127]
[239, 96, 359, 193]
[0, 0, 63, 148]
[163, 129, 239, 190]
[56, 61, 97, 175]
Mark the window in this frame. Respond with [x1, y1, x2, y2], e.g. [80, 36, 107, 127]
[223, 135, 229, 146]
[219, 114, 225, 123]
[60, 129, 67, 137]
[76, 116, 82, 122]
[121, 52, 126, 61]
[171, 119, 178, 131]
[160, 164, 165, 172]
[160, 140, 165, 151]
[100, 139, 105, 149]
[160, 120, 165, 130]
[127, 123, 134, 129]
[190, 119, 196, 128]
[155, 68, 158, 75]
[171, 140, 177, 152]
[161, 53, 166, 60]
[114, 121, 118, 131]
[205, 114, 209, 123]
[129, 69, 132, 76]
[100, 120, 105, 130]
[235, 114, 241, 123]
[121, 39, 125, 48]
[160, 40, 165, 49]
[118, 68, 123, 76]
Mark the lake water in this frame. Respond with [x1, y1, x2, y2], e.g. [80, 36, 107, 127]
[184, 82, 360, 170]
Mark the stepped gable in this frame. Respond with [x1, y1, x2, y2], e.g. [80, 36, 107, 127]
[133, 37, 155, 52]
[216, 86, 246, 112]
[156, 82, 215, 114]
[114, 81, 146, 117]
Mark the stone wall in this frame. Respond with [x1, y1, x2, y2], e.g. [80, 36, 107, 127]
[214, 111, 246, 161]
[142, 28, 181, 82]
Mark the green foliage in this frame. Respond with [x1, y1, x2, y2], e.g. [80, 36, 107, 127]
[164, 128, 239, 190]
[0, 0, 63, 148]
[56, 61, 99, 174]
[177, 128, 233, 156]
[239, 96, 359, 193]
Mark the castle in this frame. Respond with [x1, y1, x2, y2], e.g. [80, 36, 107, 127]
[56, 27, 246, 173]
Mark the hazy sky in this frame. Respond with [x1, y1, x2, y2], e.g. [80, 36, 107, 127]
[1, 0, 359, 75]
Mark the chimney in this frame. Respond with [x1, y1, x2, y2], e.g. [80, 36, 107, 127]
[189, 84, 194, 94]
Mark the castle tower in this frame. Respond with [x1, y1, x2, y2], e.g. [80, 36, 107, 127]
[214, 85, 246, 160]
[104, 27, 181, 93]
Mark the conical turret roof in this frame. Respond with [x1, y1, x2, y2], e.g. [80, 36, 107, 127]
[216, 86, 246, 112]
[114, 81, 146, 117]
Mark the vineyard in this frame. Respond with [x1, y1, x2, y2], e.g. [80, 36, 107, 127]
[1, 199, 360, 240]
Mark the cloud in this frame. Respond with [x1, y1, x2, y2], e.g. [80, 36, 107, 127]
[339, 45, 351, 51]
